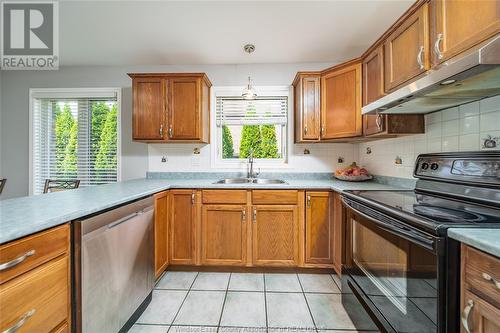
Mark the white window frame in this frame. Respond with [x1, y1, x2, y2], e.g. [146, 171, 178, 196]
[211, 86, 291, 169]
[29, 87, 122, 195]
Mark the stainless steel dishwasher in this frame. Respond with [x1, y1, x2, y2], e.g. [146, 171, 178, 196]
[73, 197, 154, 333]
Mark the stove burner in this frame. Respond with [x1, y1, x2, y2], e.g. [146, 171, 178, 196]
[413, 205, 486, 223]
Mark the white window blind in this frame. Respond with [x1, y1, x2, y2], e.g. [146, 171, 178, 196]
[216, 96, 288, 126]
[32, 91, 119, 195]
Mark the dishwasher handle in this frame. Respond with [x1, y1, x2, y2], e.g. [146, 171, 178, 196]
[108, 211, 141, 229]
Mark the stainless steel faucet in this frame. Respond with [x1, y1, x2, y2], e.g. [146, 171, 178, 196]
[247, 149, 259, 179]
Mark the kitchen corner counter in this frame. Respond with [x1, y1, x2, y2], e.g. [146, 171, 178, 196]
[0, 177, 407, 244]
[448, 228, 500, 258]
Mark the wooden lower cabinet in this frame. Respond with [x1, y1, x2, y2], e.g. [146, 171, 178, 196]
[201, 205, 247, 266]
[461, 244, 500, 333]
[0, 224, 71, 333]
[252, 205, 299, 267]
[304, 192, 334, 267]
[169, 190, 197, 265]
[332, 192, 344, 275]
[154, 191, 169, 278]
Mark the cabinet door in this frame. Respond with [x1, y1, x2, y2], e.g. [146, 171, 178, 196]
[461, 290, 500, 333]
[154, 191, 169, 278]
[295, 75, 321, 142]
[167, 77, 200, 140]
[201, 205, 247, 266]
[431, 0, 500, 66]
[252, 205, 299, 266]
[132, 77, 165, 140]
[332, 192, 344, 276]
[305, 192, 333, 266]
[362, 45, 384, 106]
[384, 3, 429, 91]
[169, 190, 196, 265]
[321, 62, 362, 139]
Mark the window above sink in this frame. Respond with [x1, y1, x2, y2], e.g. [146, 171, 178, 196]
[211, 86, 290, 169]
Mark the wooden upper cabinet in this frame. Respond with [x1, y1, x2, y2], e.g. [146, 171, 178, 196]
[321, 60, 362, 139]
[129, 73, 211, 143]
[201, 205, 247, 266]
[293, 73, 321, 142]
[252, 205, 299, 267]
[363, 114, 425, 137]
[132, 77, 165, 140]
[304, 192, 333, 267]
[362, 45, 385, 106]
[384, 3, 429, 92]
[430, 0, 500, 66]
[169, 190, 197, 265]
[154, 191, 169, 279]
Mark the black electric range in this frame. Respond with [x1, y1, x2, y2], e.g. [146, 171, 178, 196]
[340, 152, 500, 333]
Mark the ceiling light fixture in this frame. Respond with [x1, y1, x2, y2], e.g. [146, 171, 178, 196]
[242, 76, 257, 100]
[242, 44, 257, 100]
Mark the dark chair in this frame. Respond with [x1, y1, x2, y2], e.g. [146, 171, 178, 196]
[43, 179, 80, 193]
[0, 178, 6, 195]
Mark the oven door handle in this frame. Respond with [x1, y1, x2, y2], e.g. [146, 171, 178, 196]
[342, 197, 436, 251]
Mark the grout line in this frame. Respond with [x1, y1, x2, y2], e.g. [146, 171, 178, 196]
[296, 273, 319, 333]
[263, 273, 269, 333]
[216, 273, 232, 332]
[329, 273, 341, 290]
[168, 272, 200, 331]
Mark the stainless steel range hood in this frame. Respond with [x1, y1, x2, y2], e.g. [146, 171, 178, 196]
[362, 34, 500, 115]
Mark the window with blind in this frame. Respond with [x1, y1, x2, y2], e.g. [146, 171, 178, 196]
[31, 89, 120, 195]
[216, 93, 288, 162]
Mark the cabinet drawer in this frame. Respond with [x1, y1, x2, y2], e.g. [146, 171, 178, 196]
[0, 256, 70, 333]
[464, 245, 500, 304]
[252, 190, 298, 205]
[202, 190, 247, 204]
[0, 224, 70, 284]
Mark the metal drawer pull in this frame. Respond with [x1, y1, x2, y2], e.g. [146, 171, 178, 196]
[242, 210, 246, 222]
[191, 192, 195, 204]
[3, 309, 35, 333]
[461, 299, 474, 333]
[0, 250, 35, 271]
[253, 208, 257, 223]
[434, 33, 444, 60]
[376, 114, 383, 130]
[417, 46, 425, 70]
[307, 195, 311, 207]
[482, 272, 500, 290]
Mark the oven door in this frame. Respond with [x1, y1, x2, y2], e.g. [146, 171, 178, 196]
[342, 196, 446, 333]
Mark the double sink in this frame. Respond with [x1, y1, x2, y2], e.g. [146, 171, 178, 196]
[215, 178, 287, 185]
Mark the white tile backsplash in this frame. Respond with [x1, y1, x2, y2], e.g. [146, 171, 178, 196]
[358, 96, 500, 179]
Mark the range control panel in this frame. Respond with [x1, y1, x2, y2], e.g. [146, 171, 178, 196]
[414, 153, 500, 185]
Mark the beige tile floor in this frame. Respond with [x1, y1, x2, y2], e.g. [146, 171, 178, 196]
[131, 272, 379, 333]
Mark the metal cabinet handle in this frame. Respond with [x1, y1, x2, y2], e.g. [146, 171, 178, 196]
[307, 195, 311, 207]
[482, 272, 500, 290]
[168, 125, 173, 138]
[461, 299, 474, 333]
[417, 46, 425, 70]
[434, 33, 444, 60]
[242, 210, 246, 222]
[320, 127, 325, 136]
[0, 250, 35, 271]
[304, 126, 308, 135]
[159, 124, 163, 137]
[252, 208, 257, 223]
[191, 192, 195, 204]
[376, 114, 383, 130]
[3, 309, 35, 333]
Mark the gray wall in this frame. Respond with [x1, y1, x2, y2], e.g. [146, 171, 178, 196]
[0, 62, 332, 199]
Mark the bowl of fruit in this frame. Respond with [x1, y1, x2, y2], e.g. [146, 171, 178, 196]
[335, 162, 372, 182]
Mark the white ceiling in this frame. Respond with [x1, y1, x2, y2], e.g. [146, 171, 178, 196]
[59, 0, 413, 66]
